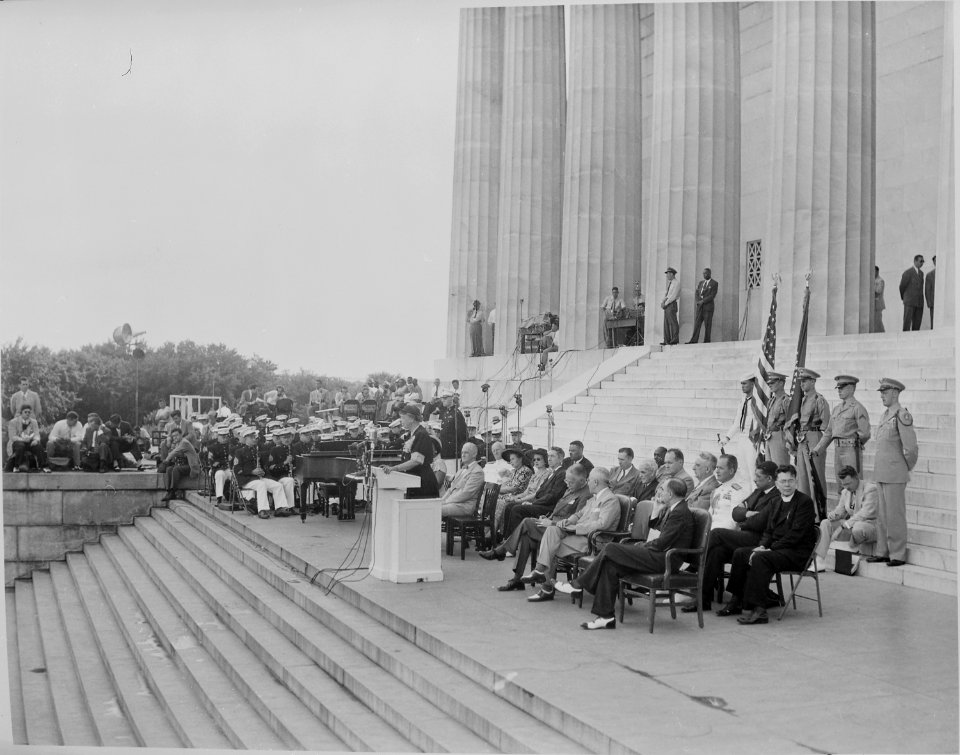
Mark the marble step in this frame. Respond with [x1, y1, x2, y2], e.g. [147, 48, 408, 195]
[30, 571, 100, 746]
[5, 591, 27, 745]
[141, 510, 497, 754]
[164, 501, 588, 754]
[48, 562, 139, 748]
[99, 532, 294, 752]
[14, 580, 61, 746]
[66, 553, 185, 748]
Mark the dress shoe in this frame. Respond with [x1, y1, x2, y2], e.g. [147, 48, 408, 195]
[245, 502, 259, 515]
[866, 556, 889, 563]
[520, 569, 546, 585]
[716, 601, 742, 617]
[581, 616, 616, 630]
[555, 581, 582, 595]
[216, 502, 239, 511]
[479, 549, 505, 561]
[680, 602, 706, 613]
[737, 608, 769, 625]
[274, 508, 293, 518]
[886, 559, 906, 567]
[496, 579, 525, 592]
[257, 511, 270, 519]
[527, 589, 554, 602]
[216, 496, 223, 504]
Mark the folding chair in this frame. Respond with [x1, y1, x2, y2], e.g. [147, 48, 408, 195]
[444, 483, 499, 559]
[771, 526, 824, 620]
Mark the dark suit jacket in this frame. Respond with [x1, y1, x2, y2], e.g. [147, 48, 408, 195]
[646, 500, 695, 555]
[731, 485, 780, 535]
[609, 465, 640, 496]
[562, 455, 594, 474]
[529, 466, 568, 509]
[695, 278, 719, 308]
[899, 266, 925, 307]
[629, 476, 659, 502]
[925, 269, 935, 308]
[759, 491, 816, 553]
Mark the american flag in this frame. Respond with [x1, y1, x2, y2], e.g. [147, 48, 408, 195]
[752, 283, 778, 432]
[786, 282, 812, 437]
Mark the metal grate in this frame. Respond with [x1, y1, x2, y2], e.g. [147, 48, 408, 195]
[746, 240, 762, 289]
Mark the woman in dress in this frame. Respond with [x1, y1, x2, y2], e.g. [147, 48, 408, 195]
[381, 403, 439, 498]
[494, 447, 550, 538]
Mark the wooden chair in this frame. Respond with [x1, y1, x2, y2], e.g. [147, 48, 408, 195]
[443, 482, 500, 560]
[771, 526, 824, 620]
[359, 400, 378, 421]
[341, 399, 361, 419]
[616, 509, 712, 633]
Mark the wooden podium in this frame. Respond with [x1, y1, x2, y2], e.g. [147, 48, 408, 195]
[369, 468, 444, 583]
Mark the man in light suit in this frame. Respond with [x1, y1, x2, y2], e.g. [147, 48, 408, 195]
[815, 466, 878, 568]
[6, 405, 46, 472]
[609, 447, 639, 495]
[686, 451, 720, 511]
[660, 267, 681, 346]
[440, 441, 485, 517]
[9, 377, 42, 419]
[899, 254, 925, 331]
[687, 268, 719, 343]
[524, 467, 623, 601]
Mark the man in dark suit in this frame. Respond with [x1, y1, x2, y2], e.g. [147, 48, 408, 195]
[899, 254, 925, 331]
[556, 478, 694, 629]
[925, 255, 936, 326]
[500, 446, 568, 534]
[108, 413, 143, 467]
[717, 464, 816, 625]
[687, 268, 719, 343]
[609, 447, 640, 495]
[683, 460, 780, 613]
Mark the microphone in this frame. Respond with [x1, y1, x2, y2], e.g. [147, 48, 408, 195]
[481, 383, 490, 393]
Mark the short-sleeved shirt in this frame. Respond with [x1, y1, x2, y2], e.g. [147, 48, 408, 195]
[405, 424, 439, 498]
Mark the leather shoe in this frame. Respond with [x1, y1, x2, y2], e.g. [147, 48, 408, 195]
[496, 579, 525, 592]
[866, 556, 889, 563]
[257, 511, 270, 519]
[581, 616, 616, 630]
[520, 569, 546, 585]
[274, 508, 293, 518]
[716, 601, 742, 617]
[680, 602, 706, 613]
[479, 549, 505, 561]
[527, 589, 554, 602]
[886, 559, 906, 567]
[555, 581, 582, 595]
[737, 608, 769, 625]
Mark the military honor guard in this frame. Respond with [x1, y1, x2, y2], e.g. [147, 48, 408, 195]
[763, 372, 791, 466]
[207, 426, 233, 505]
[722, 374, 762, 487]
[812, 374, 871, 478]
[868, 378, 919, 567]
[789, 369, 830, 514]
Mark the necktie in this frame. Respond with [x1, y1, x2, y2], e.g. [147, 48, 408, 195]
[740, 399, 748, 431]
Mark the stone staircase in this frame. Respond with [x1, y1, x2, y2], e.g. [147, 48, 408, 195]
[5, 497, 593, 751]
[525, 329, 957, 595]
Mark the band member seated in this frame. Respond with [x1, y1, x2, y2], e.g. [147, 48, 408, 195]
[46, 410, 84, 469]
[232, 427, 293, 518]
[159, 427, 200, 501]
[5, 406, 47, 473]
[207, 426, 233, 504]
[379, 403, 439, 498]
[265, 427, 298, 510]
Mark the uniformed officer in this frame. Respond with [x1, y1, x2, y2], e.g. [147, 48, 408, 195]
[812, 374, 871, 478]
[722, 373, 761, 486]
[868, 378, 919, 567]
[708, 453, 750, 530]
[789, 368, 830, 515]
[764, 372, 791, 466]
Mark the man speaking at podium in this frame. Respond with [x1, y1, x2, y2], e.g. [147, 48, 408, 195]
[380, 403, 440, 498]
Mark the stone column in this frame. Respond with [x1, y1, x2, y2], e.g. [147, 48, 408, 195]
[643, 2, 741, 346]
[764, 2, 875, 336]
[559, 4, 643, 351]
[446, 8, 505, 358]
[494, 6, 566, 355]
[934, 0, 954, 330]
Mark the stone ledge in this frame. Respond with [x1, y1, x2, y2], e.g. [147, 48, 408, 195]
[2, 470, 165, 491]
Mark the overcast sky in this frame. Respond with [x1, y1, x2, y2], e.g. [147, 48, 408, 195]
[0, 0, 481, 380]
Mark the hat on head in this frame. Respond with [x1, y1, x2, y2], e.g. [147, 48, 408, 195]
[510, 429, 523, 436]
[740, 372, 756, 383]
[398, 403, 422, 422]
[664, 267, 677, 275]
[275, 414, 288, 422]
[798, 368, 820, 380]
[767, 371, 787, 382]
[438, 388, 455, 398]
[834, 374, 859, 386]
[267, 420, 282, 429]
[240, 427, 257, 439]
[501, 447, 531, 465]
[286, 418, 299, 426]
[877, 377, 906, 392]
[216, 427, 230, 436]
[389, 418, 403, 428]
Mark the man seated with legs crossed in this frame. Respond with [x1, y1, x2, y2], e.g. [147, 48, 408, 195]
[814, 465, 878, 574]
[683, 460, 779, 613]
[524, 467, 623, 602]
[440, 441, 485, 517]
[716, 464, 816, 625]
[555, 478, 694, 630]
[486, 464, 592, 591]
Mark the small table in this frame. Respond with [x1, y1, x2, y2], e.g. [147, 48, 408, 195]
[605, 316, 643, 347]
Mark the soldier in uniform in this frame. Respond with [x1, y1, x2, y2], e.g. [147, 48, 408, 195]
[721, 374, 762, 486]
[789, 368, 830, 514]
[763, 372, 791, 466]
[867, 378, 919, 567]
[812, 374, 871, 479]
[207, 426, 233, 505]
[265, 427, 298, 512]
[707, 453, 750, 529]
[233, 427, 292, 519]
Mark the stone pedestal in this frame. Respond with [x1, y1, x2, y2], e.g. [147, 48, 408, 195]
[764, 1, 875, 336]
[934, 0, 954, 330]
[643, 2, 740, 346]
[558, 4, 643, 351]
[494, 6, 566, 355]
[446, 8, 505, 358]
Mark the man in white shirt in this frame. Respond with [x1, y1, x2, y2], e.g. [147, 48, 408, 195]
[722, 373, 762, 487]
[660, 266, 681, 345]
[483, 441, 511, 483]
[708, 454, 750, 530]
[46, 411, 85, 469]
[440, 442, 485, 517]
[601, 287, 626, 318]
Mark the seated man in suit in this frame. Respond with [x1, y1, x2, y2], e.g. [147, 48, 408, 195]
[658, 448, 695, 495]
[628, 459, 659, 502]
[717, 464, 816, 625]
[485, 464, 592, 591]
[686, 451, 720, 510]
[108, 413, 143, 468]
[814, 465, 878, 573]
[683, 459, 777, 613]
[564, 440, 593, 474]
[440, 441, 485, 517]
[499, 446, 568, 535]
[6, 405, 47, 472]
[524, 467, 623, 602]
[81, 414, 115, 472]
[706, 453, 749, 530]
[556, 478, 694, 629]
[159, 427, 200, 501]
[609, 447, 639, 495]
